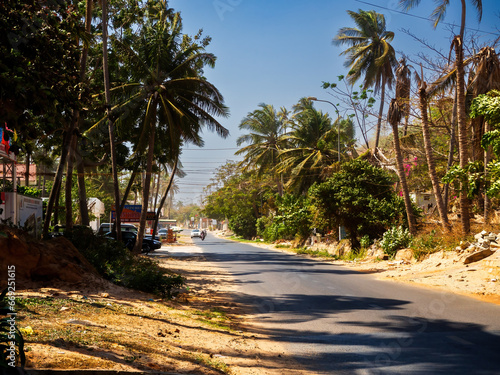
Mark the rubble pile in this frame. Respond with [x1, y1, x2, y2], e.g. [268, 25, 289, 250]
[456, 230, 499, 264]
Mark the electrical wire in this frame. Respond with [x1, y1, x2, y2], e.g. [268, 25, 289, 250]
[354, 0, 499, 36]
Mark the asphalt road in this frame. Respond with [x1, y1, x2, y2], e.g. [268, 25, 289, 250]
[160, 233, 500, 374]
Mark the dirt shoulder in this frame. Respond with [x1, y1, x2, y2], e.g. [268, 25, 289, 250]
[16, 235, 310, 375]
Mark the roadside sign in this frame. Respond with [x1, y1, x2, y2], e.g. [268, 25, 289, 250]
[111, 205, 156, 222]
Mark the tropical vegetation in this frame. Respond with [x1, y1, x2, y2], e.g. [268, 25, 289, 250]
[2, 0, 500, 257]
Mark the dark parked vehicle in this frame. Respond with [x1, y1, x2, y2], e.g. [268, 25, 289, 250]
[105, 231, 161, 253]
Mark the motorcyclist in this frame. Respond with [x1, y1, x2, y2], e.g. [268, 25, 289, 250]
[200, 229, 206, 240]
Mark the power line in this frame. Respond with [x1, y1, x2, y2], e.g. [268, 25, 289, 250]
[354, 0, 499, 36]
[183, 147, 239, 151]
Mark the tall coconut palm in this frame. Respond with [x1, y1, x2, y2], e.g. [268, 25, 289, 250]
[399, 0, 483, 234]
[333, 9, 398, 156]
[278, 99, 342, 194]
[101, 0, 123, 241]
[388, 58, 416, 235]
[236, 104, 287, 195]
[111, 9, 228, 253]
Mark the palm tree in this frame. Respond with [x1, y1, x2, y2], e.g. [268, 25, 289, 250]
[236, 104, 287, 195]
[399, 0, 483, 234]
[112, 9, 229, 253]
[278, 99, 341, 194]
[333, 9, 398, 156]
[101, 0, 123, 241]
[388, 58, 417, 235]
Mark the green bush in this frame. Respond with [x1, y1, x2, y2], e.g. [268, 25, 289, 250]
[256, 193, 312, 243]
[256, 216, 271, 239]
[63, 227, 184, 298]
[380, 226, 413, 257]
[229, 214, 257, 239]
[360, 235, 371, 249]
[309, 159, 415, 250]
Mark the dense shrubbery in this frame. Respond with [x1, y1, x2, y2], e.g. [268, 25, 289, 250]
[256, 193, 312, 243]
[63, 227, 184, 298]
[309, 159, 415, 250]
[229, 214, 257, 239]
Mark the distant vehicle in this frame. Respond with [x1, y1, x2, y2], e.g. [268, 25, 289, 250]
[98, 223, 138, 235]
[190, 229, 201, 238]
[105, 231, 161, 253]
[158, 228, 168, 239]
[170, 226, 183, 233]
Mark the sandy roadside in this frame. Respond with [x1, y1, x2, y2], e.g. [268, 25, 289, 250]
[14, 231, 499, 374]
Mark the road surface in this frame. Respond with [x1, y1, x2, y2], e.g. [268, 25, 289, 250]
[158, 233, 500, 374]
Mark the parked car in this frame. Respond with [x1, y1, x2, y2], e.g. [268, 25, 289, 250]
[190, 229, 201, 238]
[105, 231, 161, 253]
[98, 223, 138, 235]
[158, 228, 168, 240]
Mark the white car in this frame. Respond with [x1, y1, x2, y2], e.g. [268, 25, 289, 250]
[190, 229, 201, 238]
[158, 228, 168, 239]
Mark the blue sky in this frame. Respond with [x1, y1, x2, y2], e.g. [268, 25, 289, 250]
[168, 0, 500, 205]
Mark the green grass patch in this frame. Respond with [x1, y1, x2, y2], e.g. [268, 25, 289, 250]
[191, 352, 231, 374]
[274, 244, 291, 249]
[191, 308, 232, 331]
[292, 247, 339, 259]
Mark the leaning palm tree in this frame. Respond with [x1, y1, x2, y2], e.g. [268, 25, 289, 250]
[236, 104, 287, 195]
[388, 58, 417, 235]
[110, 10, 229, 253]
[399, 0, 483, 234]
[333, 9, 398, 156]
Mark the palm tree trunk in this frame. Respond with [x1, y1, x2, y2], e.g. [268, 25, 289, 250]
[24, 152, 30, 187]
[443, 90, 458, 212]
[102, 0, 122, 241]
[402, 115, 409, 137]
[76, 148, 89, 226]
[65, 133, 77, 229]
[152, 158, 178, 238]
[419, 83, 450, 230]
[373, 84, 386, 156]
[153, 168, 161, 211]
[133, 100, 157, 254]
[74, 0, 92, 227]
[391, 122, 416, 234]
[42, 125, 72, 237]
[455, 36, 471, 234]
